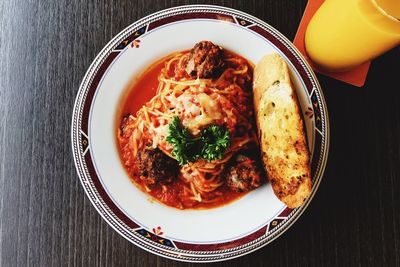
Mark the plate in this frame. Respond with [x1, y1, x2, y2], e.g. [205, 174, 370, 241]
[71, 5, 329, 262]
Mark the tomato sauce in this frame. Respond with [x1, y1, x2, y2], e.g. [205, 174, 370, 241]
[116, 51, 254, 210]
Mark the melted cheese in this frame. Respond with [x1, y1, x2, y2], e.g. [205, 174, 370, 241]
[150, 123, 169, 147]
[174, 91, 224, 134]
[187, 93, 222, 132]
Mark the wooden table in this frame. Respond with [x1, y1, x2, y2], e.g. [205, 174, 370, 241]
[1, 0, 399, 266]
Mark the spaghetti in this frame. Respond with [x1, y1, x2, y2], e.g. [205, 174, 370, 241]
[117, 43, 262, 209]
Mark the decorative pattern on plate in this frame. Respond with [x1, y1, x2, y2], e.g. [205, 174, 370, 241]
[152, 226, 163, 235]
[311, 90, 323, 132]
[71, 5, 329, 262]
[81, 131, 89, 153]
[136, 228, 175, 248]
[115, 25, 146, 50]
[305, 107, 314, 119]
[131, 39, 141, 48]
[235, 16, 253, 27]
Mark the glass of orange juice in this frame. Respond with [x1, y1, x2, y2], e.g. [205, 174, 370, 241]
[305, 0, 400, 72]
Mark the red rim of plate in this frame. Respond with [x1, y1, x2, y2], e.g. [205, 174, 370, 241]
[71, 5, 329, 262]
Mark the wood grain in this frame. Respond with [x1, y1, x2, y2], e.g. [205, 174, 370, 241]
[1, 0, 399, 266]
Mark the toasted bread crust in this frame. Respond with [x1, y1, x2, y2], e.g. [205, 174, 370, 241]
[253, 54, 311, 208]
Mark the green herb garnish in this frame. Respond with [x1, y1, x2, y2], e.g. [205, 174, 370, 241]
[200, 125, 231, 162]
[166, 116, 231, 165]
[166, 116, 201, 165]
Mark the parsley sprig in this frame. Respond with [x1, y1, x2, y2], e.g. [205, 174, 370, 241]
[200, 125, 231, 162]
[166, 116, 231, 165]
[166, 116, 201, 165]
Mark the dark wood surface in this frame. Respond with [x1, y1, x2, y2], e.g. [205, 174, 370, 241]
[1, 0, 399, 266]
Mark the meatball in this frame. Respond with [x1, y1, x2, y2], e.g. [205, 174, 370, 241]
[136, 146, 179, 185]
[225, 154, 262, 192]
[185, 41, 225, 79]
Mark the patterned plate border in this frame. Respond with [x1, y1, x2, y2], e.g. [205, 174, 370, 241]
[71, 5, 330, 262]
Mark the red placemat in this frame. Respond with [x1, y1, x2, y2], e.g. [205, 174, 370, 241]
[293, 0, 371, 87]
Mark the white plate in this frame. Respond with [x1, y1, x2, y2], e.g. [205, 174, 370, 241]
[71, 5, 329, 262]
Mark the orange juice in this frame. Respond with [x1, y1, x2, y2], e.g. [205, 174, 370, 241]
[305, 0, 400, 71]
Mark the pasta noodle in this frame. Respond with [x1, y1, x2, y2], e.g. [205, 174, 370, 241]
[117, 49, 259, 209]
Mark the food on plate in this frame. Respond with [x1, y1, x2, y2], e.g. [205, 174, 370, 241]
[117, 41, 264, 209]
[224, 153, 262, 192]
[117, 41, 312, 210]
[185, 41, 225, 79]
[253, 54, 311, 208]
[136, 146, 179, 185]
